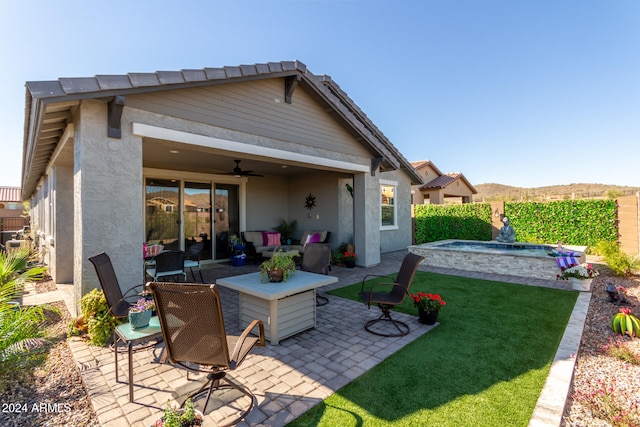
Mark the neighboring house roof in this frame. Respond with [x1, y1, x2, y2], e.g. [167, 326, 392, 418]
[22, 60, 423, 199]
[410, 160, 444, 176]
[0, 187, 21, 202]
[420, 173, 478, 194]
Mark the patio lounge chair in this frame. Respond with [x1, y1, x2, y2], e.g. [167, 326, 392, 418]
[149, 282, 265, 426]
[145, 250, 187, 282]
[359, 252, 424, 337]
[300, 243, 332, 306]
[88, 252, 143, 319]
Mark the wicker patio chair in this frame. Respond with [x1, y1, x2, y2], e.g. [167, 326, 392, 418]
[149, 282, 265, 426]
[359, 252, 424, 337]
[300, 243, 332, 306]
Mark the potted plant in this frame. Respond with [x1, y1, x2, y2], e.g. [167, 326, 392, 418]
[229, 234, 243, 249]
[410, 292, 446, 325]
[561, 263, 599, 291]
[331, 242, 348, 266]
[259, 252, 297, 283]
[69, 288, 121, 346]
[343, 251, 356, 268]
[274, 218, 298, 245]
[128, 297, 155, 330]
[152, 398, 203, 427]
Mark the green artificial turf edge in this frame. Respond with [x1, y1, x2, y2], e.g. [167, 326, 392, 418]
[288, 271, 578, 427]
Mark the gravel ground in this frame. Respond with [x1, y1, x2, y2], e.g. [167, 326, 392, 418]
[1, 281, 99, 427]
[562, 262, 640, 427]
[2, 265, 639, 427]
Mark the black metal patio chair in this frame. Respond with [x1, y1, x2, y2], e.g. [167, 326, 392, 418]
[184, 242, 204, 282]
[88, 252, 143, 319]
[359, 252, 424, 337]
[145, 250, 187, 282]
[300, 243, 332, 306]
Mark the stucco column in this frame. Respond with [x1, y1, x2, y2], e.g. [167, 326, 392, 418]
[52, 165, 74, 285]
[74, 101, 143, 311]
[353, 172, 380, 267]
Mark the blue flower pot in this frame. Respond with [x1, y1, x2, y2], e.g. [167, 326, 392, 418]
[128, 310, 152, 330]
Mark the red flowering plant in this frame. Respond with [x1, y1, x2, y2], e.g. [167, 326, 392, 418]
[410, 292, 446, 312]
[343, 252, 356, 261]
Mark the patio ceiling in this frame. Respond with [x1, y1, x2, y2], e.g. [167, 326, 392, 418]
[142, 137, 336, 178]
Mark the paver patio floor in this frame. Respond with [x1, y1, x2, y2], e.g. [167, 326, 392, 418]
[56, 250, 585, 426]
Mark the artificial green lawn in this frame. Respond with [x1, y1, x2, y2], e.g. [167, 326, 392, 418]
[289, 271, 578, 427]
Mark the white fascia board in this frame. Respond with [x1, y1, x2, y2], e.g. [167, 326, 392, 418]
[133, 122, 369, 173]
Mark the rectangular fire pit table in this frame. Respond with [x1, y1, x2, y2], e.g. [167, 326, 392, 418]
[216, 271, 337, 345]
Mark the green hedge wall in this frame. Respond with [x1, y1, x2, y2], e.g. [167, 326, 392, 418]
[414, 203, 492, 243]
[413, 199, 618, 248]
[505, 199, 617, 247]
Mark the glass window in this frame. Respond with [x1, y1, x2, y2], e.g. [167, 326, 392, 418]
[381, 183, 396, 227]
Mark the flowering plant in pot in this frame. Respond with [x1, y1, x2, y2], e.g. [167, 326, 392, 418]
[410, 292, 446, 325]
[343, 251, 356, 268]
[128, 297, 155, 330]
[343, 252, 356, 261]
[561, 263, 599, 280]
[410, 292, 446, 312]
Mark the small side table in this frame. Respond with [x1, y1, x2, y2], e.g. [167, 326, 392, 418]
[114, 316, 163, 402]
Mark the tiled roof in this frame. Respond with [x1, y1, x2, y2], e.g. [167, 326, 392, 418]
[419, 173, 478, 194]
[26, 61, 307, 99]
[410, 160, 431, 169]
[411, 159, 443, 176]
[420, 173, 460, 189]
[22, 60, 424, 198]
[0, 187, 21, 202]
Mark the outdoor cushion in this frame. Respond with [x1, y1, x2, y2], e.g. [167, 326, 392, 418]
[243, 232, 264, 246]
[299, 230, 327, 245]
[556, 256, 579, 269]
[266, 232, 281, 246]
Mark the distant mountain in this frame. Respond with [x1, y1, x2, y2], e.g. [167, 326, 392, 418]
[473, 183, 640, 202]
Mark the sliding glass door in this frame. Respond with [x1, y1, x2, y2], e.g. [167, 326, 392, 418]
[184, 182, 212, 261]
[145, 177, 239, 261]
[213, 184, 240, 260]
[145, 179, 180, 251]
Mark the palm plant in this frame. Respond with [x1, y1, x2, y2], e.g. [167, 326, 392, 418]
[0, 247, 47, 389]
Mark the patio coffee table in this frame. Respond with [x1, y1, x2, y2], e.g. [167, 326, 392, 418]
[216, 271, 337, 344]
[261, 249, 300, 259]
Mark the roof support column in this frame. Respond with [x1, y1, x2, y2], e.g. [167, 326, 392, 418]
[75, 101, 143, 312]
[353, 171, 380, 267]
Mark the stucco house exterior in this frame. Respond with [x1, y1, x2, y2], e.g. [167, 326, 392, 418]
[411, 160, 476, 204]
[21, 60, 423, 314]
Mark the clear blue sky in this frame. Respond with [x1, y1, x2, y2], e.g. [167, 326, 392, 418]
[2, 0, 639, 188]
